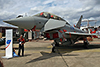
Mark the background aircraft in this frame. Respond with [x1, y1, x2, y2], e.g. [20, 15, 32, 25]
[4, 12, 95, 48]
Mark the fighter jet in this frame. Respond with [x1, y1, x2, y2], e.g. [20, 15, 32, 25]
[4, 12, 95, 48]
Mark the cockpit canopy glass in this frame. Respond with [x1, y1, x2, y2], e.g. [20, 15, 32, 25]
[35, 12, 70, 25]
[35, 12, 65, 21]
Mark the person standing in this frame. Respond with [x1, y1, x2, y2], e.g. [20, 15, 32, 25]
[51, 42, 55, 53]
[17, 35, 25, 56]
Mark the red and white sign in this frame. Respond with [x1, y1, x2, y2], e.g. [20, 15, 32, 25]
[2, 29, 13, 59]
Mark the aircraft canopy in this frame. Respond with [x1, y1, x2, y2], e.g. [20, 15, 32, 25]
[35, 12, 70, 25]
[35, 12, 65, 21]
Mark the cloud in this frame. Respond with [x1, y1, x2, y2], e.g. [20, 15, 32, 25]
[43, 0, 55, 5]
[0, 0, 100, 27]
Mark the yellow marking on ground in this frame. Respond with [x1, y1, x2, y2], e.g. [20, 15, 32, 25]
[13, 45, 28, 48]
[1, 49, 100, 54]
[0, 51, 5, 53]
[47, 46, 52, 48]
[24, 51, 51, 53]
[0, 51, 51, 54]
[24, 49, 100, 53]
[1, 48, 100, 54]
[58, 49, 100, 53]
[72, 49, 100, 53]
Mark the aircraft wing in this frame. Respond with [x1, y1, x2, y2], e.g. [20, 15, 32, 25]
[65, 32, 96, 36]
[44, 19, 66, 32]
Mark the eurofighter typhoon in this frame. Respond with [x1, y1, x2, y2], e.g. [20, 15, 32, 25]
[4, 12, 95, 48]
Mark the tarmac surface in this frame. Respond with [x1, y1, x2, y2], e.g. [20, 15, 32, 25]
[0, 38, 100, 67]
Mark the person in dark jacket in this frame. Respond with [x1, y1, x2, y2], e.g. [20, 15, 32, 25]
[17, 35, 25, 56]
[51, 42, 55, 53]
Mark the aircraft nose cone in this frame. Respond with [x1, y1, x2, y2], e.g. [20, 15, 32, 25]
[4, 18, 20, 26]
[3, 16, 35, 29]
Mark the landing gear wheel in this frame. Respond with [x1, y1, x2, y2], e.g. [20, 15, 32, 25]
[84, 41, 89, 49]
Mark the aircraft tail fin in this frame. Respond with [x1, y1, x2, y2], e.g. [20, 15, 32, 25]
[76, 15, 83, 29]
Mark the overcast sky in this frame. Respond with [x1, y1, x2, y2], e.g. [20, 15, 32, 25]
[0, 0, 100, 27]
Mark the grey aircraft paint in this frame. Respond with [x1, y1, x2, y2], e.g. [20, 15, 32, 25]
[4, 12, 95, 46]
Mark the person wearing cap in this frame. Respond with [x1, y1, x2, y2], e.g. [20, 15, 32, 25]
[17, 35, 25, 56]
